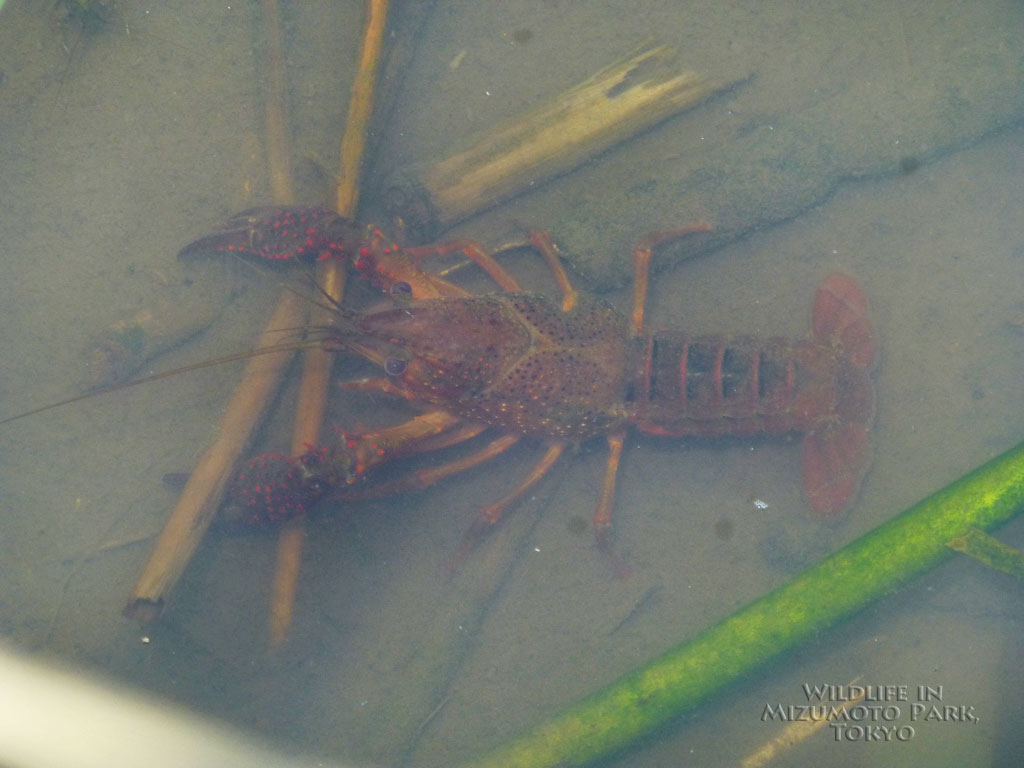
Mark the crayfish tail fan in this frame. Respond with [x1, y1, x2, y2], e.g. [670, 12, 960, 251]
[803, 273, 876, 516]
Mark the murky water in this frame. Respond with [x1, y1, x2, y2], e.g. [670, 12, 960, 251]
[1, 2, 1021, 767]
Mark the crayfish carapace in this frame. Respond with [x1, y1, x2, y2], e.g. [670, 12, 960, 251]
[182, 206, 875, 573]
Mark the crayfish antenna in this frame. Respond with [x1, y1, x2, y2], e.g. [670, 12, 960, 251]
[0, 339, 320, 427]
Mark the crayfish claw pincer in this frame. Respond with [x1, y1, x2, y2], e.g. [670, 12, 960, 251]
[220, 444, 352, 528]
[178, 206, 361, 263]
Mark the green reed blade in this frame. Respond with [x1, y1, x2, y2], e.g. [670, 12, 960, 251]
[462, 438, 1024, 768]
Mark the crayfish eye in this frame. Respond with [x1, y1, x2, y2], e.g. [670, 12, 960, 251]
[384, 358, 407, 376]
[390, 281, 412, 296]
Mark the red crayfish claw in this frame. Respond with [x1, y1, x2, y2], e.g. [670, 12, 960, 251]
[178, 206, 362, 263]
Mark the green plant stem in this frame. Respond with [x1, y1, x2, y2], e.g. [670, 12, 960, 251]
[462, 438, 1024, 768]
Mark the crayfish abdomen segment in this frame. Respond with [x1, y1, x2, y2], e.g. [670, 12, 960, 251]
[632, 272, 876, 517]
[633, 334, 839, 437]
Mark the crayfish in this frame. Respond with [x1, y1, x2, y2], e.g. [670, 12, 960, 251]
[181, 206, 876, 573]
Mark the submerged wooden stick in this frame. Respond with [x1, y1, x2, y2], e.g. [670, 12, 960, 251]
[947, 526, 1024, 579]
[122, 298, 305, 621]
[462, 437, 1024, 768]
[259, 0, 296, 206]
[268, 0, 391, 649]
[385, 44, 741, 240]
[123, 0, 304, 621]
[740, 678, 865, 768]
[335, 0, 390, 219]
